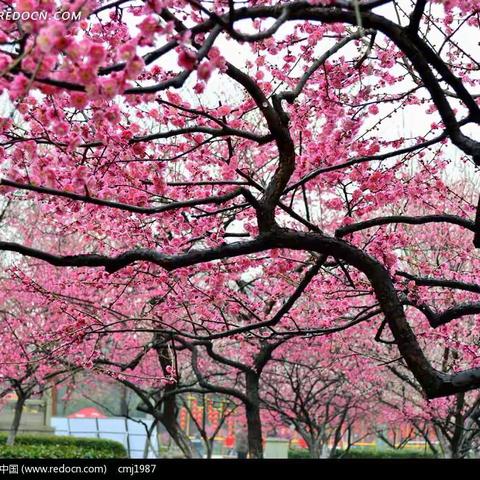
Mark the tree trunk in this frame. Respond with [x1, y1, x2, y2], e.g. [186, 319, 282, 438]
[159, 394, 194, 458]
[205, 438, 213, 459]
[152, 332, 194, 458]
[142, 421, 158, 458]
[161, 420, 194, 458]
[245, 372, 263, 459]
[307, 440, 323, 458]
[6, 394, 26, 446]
[51, 384, 57, 417]
[319, 443, 330, 459]
[119, 383, 129, 417]
[304, 436, 329, 458]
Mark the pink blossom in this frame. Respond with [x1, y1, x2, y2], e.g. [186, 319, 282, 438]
[197, 61, 212, 81]
[177, 49, 197, 71]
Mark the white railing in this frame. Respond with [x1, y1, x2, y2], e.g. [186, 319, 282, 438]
[50, 417, 159, 458]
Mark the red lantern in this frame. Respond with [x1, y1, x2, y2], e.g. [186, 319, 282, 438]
[224, 435, 235, 448]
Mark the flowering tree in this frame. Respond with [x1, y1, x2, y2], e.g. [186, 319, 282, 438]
[0, 2, 480, 454]
[182, 334, 288, 458]
[378, 340, 480, 458]
[261, 339, 375, 458]
[0, 283, 76, 445]
[177, 392, 238, 458]
[104, 332, 197, 458]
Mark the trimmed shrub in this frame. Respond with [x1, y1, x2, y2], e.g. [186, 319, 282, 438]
[288, 447, 311, 459]
[289, 446, 434, 459]
[334, 447, 435, 459]
[0, 433, 127, 459]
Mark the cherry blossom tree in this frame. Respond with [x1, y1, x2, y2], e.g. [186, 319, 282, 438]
[178, 392, 238, 458]
[182, 335, 287, 458]
[261, 338, 375, 458]
[0, 2, 480, 456]
[0, 285, 76, 445]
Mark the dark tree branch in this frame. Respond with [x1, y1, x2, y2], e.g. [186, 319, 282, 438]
[408, 0, 427, 34]
[336, 215, 476, 238]
[397, 271, 480, 295]
[0, 180, 253, 216]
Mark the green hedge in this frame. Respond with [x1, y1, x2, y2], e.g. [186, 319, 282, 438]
[288, 447, 312, 459]
[334, 447, 434, 459]
[289, 446, 434, 459]
[0, 434, 127, 459]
